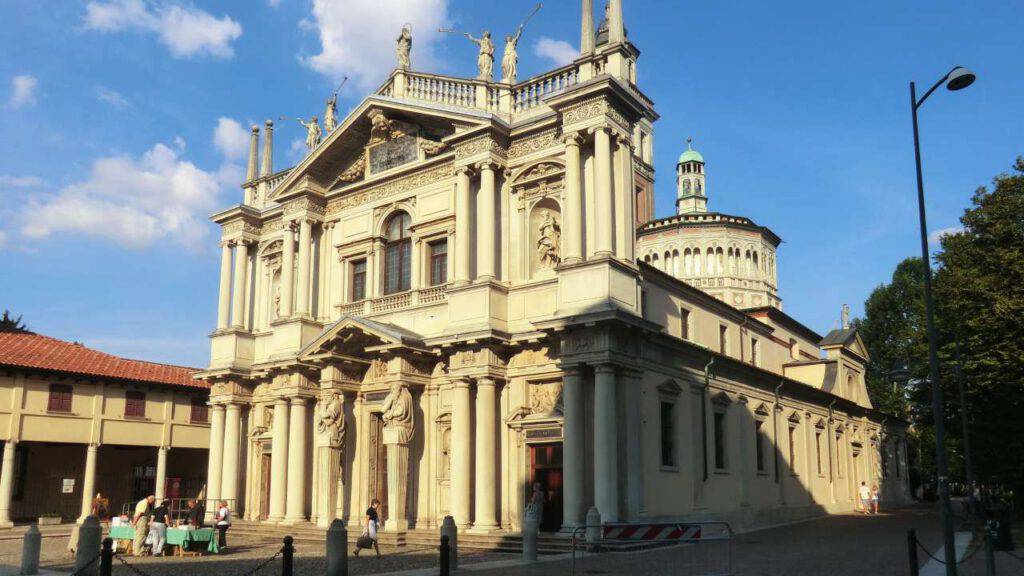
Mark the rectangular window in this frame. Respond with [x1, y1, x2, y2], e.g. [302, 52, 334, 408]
[719, 325, 728, 355]
[190, 398, 209, 424]
[815, 431, 823, 475]
[751, 337, 759, 366]
[47, 383, 73, 413]
[660, 401, 676, 468]
[788, 425, 798, 471]
[680, 308, 690, 340]
[429, 240, 448, 286]
[384, 241, 412, 295]
[835, 434, 844, 477]
[755, 420, 766, 472]
[351, 260, 367, 302]
[713, 411, 727, 469]
[125, 390, 146, 418]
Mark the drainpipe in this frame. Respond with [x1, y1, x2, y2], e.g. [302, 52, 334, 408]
[773, 379, 785, 484]
[702, 356, 715, 482]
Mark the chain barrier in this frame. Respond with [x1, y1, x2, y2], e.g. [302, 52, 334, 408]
[233, 545, 285, 576]
[108, 544, 285, 576]
[69, 554, 100, 576]
[913, 533, 984, 566]
[113, 553, 159, 576]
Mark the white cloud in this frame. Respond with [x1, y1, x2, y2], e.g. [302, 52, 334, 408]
[96, 86, 130, 108]
[929, 226, 964, 246]
[9, 75, 38, 109]
[302, 0, 450, 91]
[534, 37, 577, 68]
[84, 0, 242, 59]
[19, 139, 226, 250]
[213, 117, 250, 161]
[0, 175, 45, 189]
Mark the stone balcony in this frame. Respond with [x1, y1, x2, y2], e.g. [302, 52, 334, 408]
[338, 283, 450, 318]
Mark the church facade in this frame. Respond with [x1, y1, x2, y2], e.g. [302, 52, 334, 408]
[197, 0, 911, 536]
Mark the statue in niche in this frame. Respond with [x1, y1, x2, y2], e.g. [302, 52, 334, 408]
[297, 116, 322, 151]
[324, 95, 338, 134]
[396, 24, 412, 70]
[536, 210, 561, 269]
[272, 282, 281, 319]
[381, 381, 414, 444]
[316, 391, 346, 447]
[263, 405, 274, 430]
[464, 30, 494, 80]
[501, 25, 524, 83]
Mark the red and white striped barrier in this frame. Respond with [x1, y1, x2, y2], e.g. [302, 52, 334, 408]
[601, 524, 702, 541]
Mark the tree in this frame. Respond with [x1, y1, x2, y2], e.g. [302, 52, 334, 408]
[0, 310, 29, 333]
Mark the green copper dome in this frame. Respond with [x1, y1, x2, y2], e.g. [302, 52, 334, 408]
[678, 138, 704, 164]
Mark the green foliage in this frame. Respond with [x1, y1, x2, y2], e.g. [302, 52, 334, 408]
[0, 310, 29, 333]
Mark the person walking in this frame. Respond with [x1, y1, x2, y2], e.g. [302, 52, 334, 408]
[354, 499, 382, 559]
[148, 499, 169, 556]
[215, 500, 231, 549]
[858, 482, 872, 515]
[871, 484, 881, 515]
[132, 495, 155, 555]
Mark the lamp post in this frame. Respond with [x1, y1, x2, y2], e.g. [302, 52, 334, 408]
[909, 65, 976, 576]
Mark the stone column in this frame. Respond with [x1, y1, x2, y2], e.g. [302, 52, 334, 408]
[221, 404, 242, 506]
[78, 443, 99, 523]
[383, 433, 410, 532]
[477, 164, 497, 280]
[454, 168, 473, 285]
[205, 405, 225, 518]
[246, 125, 260, 182]
[280, 224, 295, 318]
[593, 127, 614, 257]
[580, 0, 595, 55]
[261, 121, 274, 177]
[0, 441, 15, 527]
[562, 134, 584, 264]
[155, 446, 168, 501]
[471, 378, 498, 532]
[284, 397, 308, 524]
[268, 398, 290, 522]
[231, 241, 249, 328]
[450, 378, 473, 529]
[217, 243, 232, 330]
[593, 364, 618, 522]
[561, 367, 584, 530]
[295, 220, 313, 317]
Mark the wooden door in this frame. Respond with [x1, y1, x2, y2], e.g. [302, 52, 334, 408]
[529, 443, 564, 531]
[368, 414, 388, 522]
[259, 453, 272, 520]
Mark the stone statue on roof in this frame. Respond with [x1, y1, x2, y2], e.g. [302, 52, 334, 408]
[396, 24, 412, 70]
[464, 30, 494, 81]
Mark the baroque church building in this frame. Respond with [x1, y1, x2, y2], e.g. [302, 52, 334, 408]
[197, 0, 911, 536]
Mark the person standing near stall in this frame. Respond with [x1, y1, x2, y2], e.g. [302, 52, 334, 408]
[132, 495, 154, 555]
[148, 499, 170, 556]
[215, 500, 231, 550]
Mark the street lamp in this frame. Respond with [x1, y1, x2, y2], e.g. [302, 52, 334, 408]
[909, 65, 976, 576]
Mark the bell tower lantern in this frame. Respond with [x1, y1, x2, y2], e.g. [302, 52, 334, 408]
[676, 137, 707, 214]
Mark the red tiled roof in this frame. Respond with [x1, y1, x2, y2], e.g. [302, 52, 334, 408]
[0, 331, 206, 389]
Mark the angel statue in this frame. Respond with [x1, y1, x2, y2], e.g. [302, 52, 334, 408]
[297, 116, 322, 151]
[396, 24, 412, 70]
[501, 25, 524, 83]
[464, 30, 494, 81]
[536, 210, 561, 268]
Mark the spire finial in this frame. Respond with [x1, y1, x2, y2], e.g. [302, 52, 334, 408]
[687, 136, 693, 150]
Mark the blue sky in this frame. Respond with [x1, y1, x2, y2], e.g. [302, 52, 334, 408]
[1, 0, 1020, 367]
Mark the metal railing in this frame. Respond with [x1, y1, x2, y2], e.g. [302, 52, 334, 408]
[569, 521, 733, 576]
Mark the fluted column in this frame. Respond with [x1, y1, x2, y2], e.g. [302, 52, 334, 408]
[562, 134, 584, 264]
[221, 404, 242, 506]
[231, 241, 249, 328]
[268, 398, 290, 522]
[284, 397, 308, 523]
[477, 163, 496, 280]
[593, 127, 614, 256]
[155, 446, 168, 501]
[562, 367, 584, 529]
[450, 378, 473, 529]
[280, 224, 295, 318]
[295, 219, 313, 317]
[77, 443, 99, 523]
[216, 243, 232, 330]
[205, 405, 225, 520]
[471, 378, 498, 532]
[594, 364, 618, 522]
[0, 441, 15, 527]
[454, 168, 473, 285]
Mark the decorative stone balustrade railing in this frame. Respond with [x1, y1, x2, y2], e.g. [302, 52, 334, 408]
[336, 284, 449, 318]
[512, 63, 579, 113]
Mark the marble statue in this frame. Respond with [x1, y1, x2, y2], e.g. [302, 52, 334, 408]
[501, 25, 524, 83]
[272, 282, 281, 318]
[316, 391, 346, 447]
[298, 116, 322, 151]
[536, 210, 561, 268]
[381, 381, 414, 444]
[841, 303, 850, 329]
[324, 95, 338, 134]
[464, 31, 494, 80]
[396, 24, 412, 70]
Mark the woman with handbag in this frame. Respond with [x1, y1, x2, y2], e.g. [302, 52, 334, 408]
[354, 499, 382, 558]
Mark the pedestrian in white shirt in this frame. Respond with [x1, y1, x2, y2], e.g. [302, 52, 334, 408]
[215, 500, 231, 549]
[858, 482, 872, 514]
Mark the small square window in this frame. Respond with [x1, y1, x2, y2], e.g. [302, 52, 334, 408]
[125, 391, 146, 418]
[47, 384, 73, 413]
[190, 398, 209, 424]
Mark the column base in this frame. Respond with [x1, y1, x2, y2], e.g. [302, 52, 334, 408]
[280, 516, 309, 526]
[384, 519, 409, 532]
[266, 515, 285, 524]
[467, 524, 501, 534]
[0, 521, 12, 529]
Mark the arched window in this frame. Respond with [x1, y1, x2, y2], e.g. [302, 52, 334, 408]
[672, 249, 680, 277]
[684, 249, 692, 276]
[383, 212, 412, 295]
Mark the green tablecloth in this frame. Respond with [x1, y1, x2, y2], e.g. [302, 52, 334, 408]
[109, 525, 136, 541]
[167, 527, 218, 554]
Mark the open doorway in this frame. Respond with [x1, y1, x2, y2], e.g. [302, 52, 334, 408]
[529, 443, 563, 531]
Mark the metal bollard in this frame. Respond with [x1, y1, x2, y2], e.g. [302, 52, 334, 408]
[439, 534, 450, 576]
[440, 515, 458, 572]
[522, 512, 539, 563]
[20, 524, 41, 575]
[585, 507, 601, 553]
[100, 537, 113, 576]
[326, 519, 348, 576]
[984, 530, 996, 576]
[907, 529, 919, 576]
[282, 536, 294, 576]
[75, 516, 101, 576]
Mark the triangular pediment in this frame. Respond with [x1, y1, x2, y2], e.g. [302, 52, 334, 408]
[299, 315, 428, 363]
[269, 97, 489, 203]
